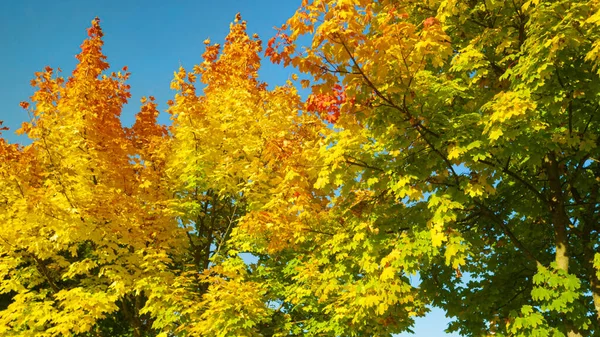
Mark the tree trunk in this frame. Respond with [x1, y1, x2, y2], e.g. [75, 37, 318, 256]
[591, 276, 600, 323]
[546, 153, 582, 337]
[582, 217, 600, 324]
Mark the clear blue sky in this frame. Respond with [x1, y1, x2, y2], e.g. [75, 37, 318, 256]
[0, 1, 459, 335]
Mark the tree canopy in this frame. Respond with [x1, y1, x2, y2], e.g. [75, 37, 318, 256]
[1, 1, 600, 336]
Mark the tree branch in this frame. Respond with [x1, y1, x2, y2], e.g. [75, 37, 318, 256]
[478, 159, 546, 203]
[476, 201, 542, 268]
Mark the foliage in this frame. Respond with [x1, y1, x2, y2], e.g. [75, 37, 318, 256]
[1, 0, 600, 335]
[265, 0, 600, 335]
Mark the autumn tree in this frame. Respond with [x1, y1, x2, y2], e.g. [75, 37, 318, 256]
[261, 0, 600, 335]
[149, 14, 334, 336]
[0, 18, 182, 336]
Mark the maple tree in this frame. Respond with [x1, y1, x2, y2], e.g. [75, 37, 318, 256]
[263, 0, 600, 336]
[1, 0, 600, 336]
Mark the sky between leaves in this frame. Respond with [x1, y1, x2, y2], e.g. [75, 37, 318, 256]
[0, 1, 459, 335]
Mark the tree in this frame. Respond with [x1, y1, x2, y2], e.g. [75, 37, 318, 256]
[263, 0, 600, 335]
[0, 18, 185, 337]
[2, 0, 600, 336]
[142, 14, 327, 336]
